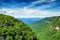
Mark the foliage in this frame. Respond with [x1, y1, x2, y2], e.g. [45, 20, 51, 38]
[0, 14, 37, 40]
[30, 16, 60, 40]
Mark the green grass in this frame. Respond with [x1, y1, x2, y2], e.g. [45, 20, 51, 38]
[29, 16, 60, 40]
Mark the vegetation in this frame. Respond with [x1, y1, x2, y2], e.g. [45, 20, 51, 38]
[30, 16, 60, 40]
[0, 14, 37, 40]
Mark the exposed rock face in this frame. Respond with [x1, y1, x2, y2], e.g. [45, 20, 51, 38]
[55, 26, 59, 32]
[51, 16, 60, 32]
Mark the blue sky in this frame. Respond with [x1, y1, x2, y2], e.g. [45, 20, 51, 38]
[0, 0, 60, 18]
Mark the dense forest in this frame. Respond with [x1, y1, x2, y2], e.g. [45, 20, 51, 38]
[0, 14, 37, 40]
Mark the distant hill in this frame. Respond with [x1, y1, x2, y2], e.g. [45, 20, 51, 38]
[0, 14, 37, 40]
[30, 16, 60, 40]
[18, 18, 43, 24]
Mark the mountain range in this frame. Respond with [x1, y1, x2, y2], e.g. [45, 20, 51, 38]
[17, 16, 60, 40]
[29, 16, 60, 40]
[18, 18, 43, 24]
[0, 14, 60, 40]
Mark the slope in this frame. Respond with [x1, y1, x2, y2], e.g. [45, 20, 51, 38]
[0, 14, 37, 40]
[30, 16, 60, 40]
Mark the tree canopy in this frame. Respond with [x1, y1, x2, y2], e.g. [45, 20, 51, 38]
[0, 14, 37, 40]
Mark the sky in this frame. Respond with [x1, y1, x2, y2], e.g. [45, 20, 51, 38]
[0, 0, 60, 18]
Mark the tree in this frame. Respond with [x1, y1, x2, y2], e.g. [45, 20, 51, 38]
[0, 14, 38, 40]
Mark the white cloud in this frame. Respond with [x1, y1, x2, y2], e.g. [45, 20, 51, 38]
[0, 7, 60, 18]
[25, 0, 56, 10]
[38, 0, 55, 2]
[50, 0, 55, 1]
[0, 0, 59, 18]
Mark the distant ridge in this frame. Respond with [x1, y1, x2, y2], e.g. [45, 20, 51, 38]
[18, 18, 43, 24]
[30, 16, 60, 40]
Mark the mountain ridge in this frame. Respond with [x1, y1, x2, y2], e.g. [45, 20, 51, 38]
[18, 18, 43, 24]
[30, 16, 60, 40]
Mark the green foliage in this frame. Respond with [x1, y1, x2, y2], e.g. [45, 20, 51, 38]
[0, 14, 37, 40]
[30, 16, 60, 40]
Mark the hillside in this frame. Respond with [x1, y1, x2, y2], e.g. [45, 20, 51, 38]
[0, 14, 37, 40]
[30, 16, 60, 40]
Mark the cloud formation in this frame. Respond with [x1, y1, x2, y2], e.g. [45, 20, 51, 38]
[0, 7, 60, 18]
[0, 0, 60, 18]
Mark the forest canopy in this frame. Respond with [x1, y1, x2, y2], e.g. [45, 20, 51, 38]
[0, 14, 37, 40]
